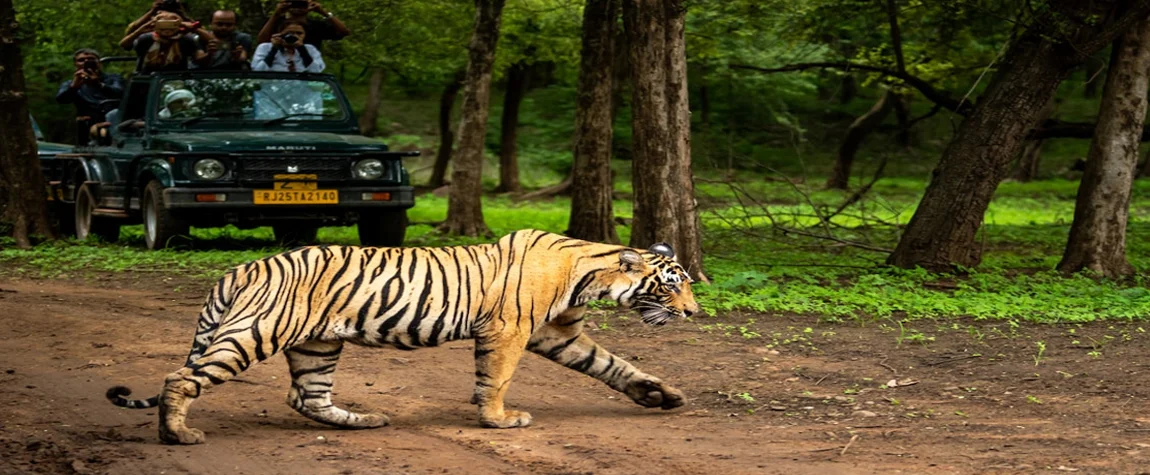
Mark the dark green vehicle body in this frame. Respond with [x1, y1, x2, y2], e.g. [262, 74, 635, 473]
[40, 70, 417, 249]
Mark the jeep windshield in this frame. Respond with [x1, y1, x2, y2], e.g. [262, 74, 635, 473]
[154, 76, 348, 126]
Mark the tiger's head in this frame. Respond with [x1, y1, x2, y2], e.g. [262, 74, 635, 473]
[612, 242, 700, 326]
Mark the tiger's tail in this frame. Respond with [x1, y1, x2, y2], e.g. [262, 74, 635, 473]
[105, 270, 240, 410]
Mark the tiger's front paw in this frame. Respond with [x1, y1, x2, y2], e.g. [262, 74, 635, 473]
[625, 378, 685, 410]
[479, 410, 533, 429]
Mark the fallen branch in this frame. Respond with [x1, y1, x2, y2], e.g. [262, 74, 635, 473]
[840, 434, 860, 456]
[730, 62, 970, 115]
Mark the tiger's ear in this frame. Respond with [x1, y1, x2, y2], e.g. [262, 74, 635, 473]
[649, 242, 675, 258]
[619, 249, 646, 272]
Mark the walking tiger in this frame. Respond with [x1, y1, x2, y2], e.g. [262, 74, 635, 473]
[105, 229, 699, 444]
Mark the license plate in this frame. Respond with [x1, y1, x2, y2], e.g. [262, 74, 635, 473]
[253, 189, 338, 205]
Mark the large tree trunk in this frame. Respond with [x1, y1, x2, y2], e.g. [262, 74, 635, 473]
[1057, 18, 1150, 278]
[567, 0, 620, 244]
[0, 0, 55, 248]
[495, 62, 530, 193]
[430, 72, 465, 188]
[358, 69, 385, 137]
[886, 0, 1150, 272]
[622, 0, 706, 281]
[440, 0, 506, 236]
[826, 90, 895, 190]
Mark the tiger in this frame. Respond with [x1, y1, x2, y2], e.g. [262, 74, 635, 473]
[104, 229, 700, 445]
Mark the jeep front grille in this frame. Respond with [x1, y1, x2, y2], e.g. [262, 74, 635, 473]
[237, 157, 349, 182]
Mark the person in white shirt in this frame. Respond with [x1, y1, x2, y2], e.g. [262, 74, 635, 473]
[251, 21, 324, 72]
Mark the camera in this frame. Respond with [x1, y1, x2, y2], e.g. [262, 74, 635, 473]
[288, 0, 308, 8]
[159, 0, 182, 12]
[282, 33, 299, 45]
[82, 58, 99, 72]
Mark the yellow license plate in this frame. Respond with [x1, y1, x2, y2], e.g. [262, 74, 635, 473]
[253, 189, 339, 205]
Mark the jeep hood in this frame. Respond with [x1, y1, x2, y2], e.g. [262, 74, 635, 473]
[151, 131, 388, 153]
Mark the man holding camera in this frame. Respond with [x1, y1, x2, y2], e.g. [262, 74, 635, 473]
[256, 1, 349, 52]
[55, 49, 124, 143]
[201, 10, 253, 70]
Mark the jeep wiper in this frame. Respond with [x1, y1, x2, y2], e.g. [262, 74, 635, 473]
[262, 113, 337, 126]
[180, 111, 246, 127]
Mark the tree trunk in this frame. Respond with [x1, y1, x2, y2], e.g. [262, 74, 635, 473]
[440, 0, 506, 237]
[358, 68, 385, 137]
[567, 0, 620, 244]
[1057, 18, 1150, 278]
[0, 0, 55, 247]
[1013, 98, 1058, 182]
[892, 92, 911, 147]
[495, 62, 530, 193]
[663, 0, 705, 281]
[826, 90, 895, 190]
[886, 0, 1150, 272]
[430, 71, 465, 188]
[622, 0, 706, 281]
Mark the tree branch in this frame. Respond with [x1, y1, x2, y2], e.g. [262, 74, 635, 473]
[886, 0, 905, 74]
[729, 62, 971, 115]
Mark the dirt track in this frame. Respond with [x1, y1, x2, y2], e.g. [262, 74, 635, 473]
[2, 276, 1150, 474]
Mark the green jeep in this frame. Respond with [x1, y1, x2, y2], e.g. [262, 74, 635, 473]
[42, 69, 417, 250]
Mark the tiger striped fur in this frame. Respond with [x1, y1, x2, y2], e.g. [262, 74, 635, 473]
[105, 229, 699, 445]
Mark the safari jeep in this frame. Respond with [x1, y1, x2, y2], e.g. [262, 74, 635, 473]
[42, 70, 416, 250]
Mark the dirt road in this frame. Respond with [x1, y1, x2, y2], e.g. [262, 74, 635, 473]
[2, 276, 1149, 474]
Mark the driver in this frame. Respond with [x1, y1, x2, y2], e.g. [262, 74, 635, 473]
[158, 89, 197, 119]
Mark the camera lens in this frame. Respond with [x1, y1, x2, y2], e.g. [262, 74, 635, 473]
[283, 33, 299, 45]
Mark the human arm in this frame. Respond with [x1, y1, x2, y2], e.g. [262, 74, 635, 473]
[125, 1, 161, 34]
[99, 74, 125, 98]
[299, 45, 324, 73]
[308, 2, 349, 39]
[251, 43, 275, 71]
[120, 21, 154, 50]
[56, 78, 80, 104]
[257, 1, 289, 44]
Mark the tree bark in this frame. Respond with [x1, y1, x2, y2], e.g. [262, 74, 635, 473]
[440, 0, 506, 237]
[0, 0, 55, 247]
[886, 0, 1150, 272]
[430, 71, 465, 188]
[495, 62, 530, 193]
[1057, 18, 1150, 278]
[826, 90, 895, 190]
[567, 0, 620, 244]
[622, 0, 706, 281]
[358, 69, 385, 137]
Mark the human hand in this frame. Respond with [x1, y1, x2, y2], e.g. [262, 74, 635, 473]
[271, 34, 285, 47]
[70, 69, 86, 89]
[309, 1, 326, 14]
[150, 0, 162, 12]
[275, 1, 290, 13]
[231, 44, 247, 61]
[206, 39, 219, 53]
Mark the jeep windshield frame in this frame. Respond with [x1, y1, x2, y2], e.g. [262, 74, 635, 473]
[145, 71, 357, 133]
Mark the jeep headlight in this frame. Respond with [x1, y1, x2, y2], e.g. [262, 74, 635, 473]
[193, 158, 226, 180]
[353, 159, 384, 180]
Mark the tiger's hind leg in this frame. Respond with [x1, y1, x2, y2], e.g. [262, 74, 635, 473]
[159, 331, 275, 445]
[285, 340, 389, 429]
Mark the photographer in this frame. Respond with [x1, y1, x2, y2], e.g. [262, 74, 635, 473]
[256, 1, 349, 51]
[131, 12, 213, 72]
[55, 49, 124, 143]
[199, 10, 253, 70]
[252, 22, 324, 72]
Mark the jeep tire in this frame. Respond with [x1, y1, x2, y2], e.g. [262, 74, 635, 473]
[142, 180, 190, 250]
[357, 209, 408, 247]
[75, 184, 121, 243]
[273, 224, 320, 247]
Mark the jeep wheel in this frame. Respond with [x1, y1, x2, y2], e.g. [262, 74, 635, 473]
[273, 224, 320, 247]
[142, 180, 190, 250]
[75, 184, 120, 243]
[357, 210, 408, 247]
